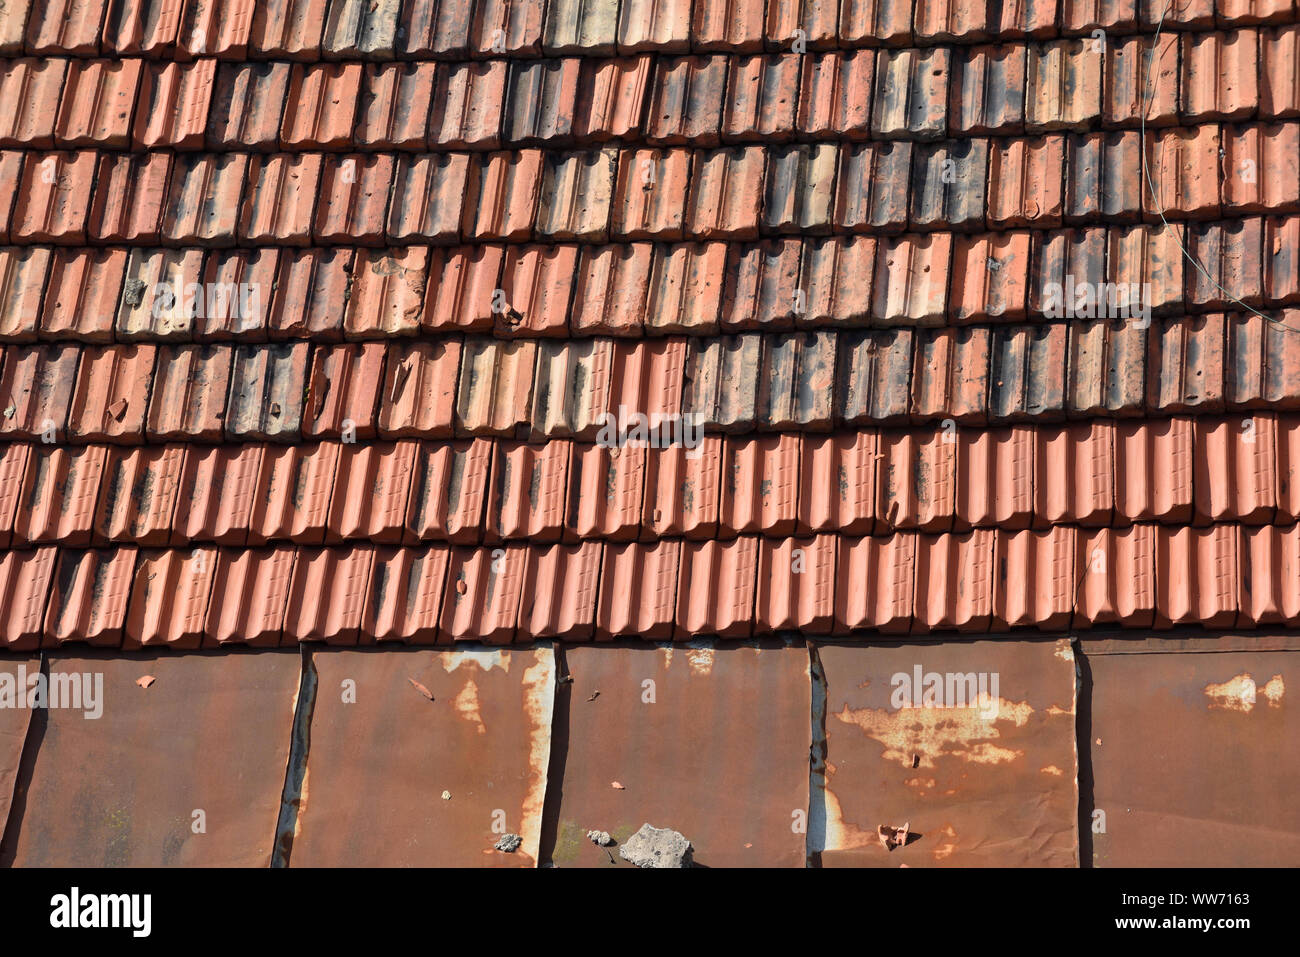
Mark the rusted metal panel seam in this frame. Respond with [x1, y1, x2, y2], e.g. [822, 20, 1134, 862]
[271, 644, 317, 868]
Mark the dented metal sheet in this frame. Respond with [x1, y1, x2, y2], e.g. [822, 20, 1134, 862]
[548, 641, 810, 867]
[813, 638, 1079, 867]
[287, 644, 555, 867]
[1083, 636, 1300, 867]
[2, 651, 300, 866]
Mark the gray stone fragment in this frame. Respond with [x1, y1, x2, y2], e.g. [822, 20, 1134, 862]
[587, 830, 613, 847]
[618, 823, 693, 868]
[494, 833, 522, 853]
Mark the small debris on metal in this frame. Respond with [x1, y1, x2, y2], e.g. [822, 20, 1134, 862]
[441, 790, 451, 800]
[587, 690, 600, 702]
[136, 675, 156, 689]
[408, 677, 434, 700]
[877, 822, 910, 851]
[494, 833, 522, 853]
[587, 830, 613, 847]
[610, 781, 625, 790]
[619, 823, 693, 868]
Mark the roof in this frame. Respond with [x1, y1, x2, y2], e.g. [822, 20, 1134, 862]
[0, 0, 1298, 868]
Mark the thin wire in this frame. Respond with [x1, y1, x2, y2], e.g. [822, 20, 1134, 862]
[1139, 2, 1300, 336]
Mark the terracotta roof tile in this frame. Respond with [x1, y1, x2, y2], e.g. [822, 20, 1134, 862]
[1265, 214, 1300, 302]
[239, 152, 323, 246]
[1145, 124, 1222, 220]
[1261, 23, 1300, 117]
[987, 134, 1066, 228]
[1065, 130, 1142, 224]
[611, 148, 690, 240]
[12, 150, 95, 244]
[691, 0, 765, 52]
[573, 54, 651, 140]
[144, 338, 232, 442]
[1074, 523, 1155, 626]
[0, 342, 78, 441]
[986, 322, 1067, 421]
[224, 341, 308, 441]
[0, 151, 21, 242]
[910, 138, 990, 230]
[404, 438, 492, 544]
[1147, 313, 1226, 413]
[484, 438, 569, 542]
[1155, 523, 1241, 628]
[645, 54, 725, 146]
[0, 0, 32, 54]
[343, 247, 428, 337]
[428, 60, 506, 149]
[543, 0, 618, 55]
[204, 545, 295, 645]
[837, 327, 913, 424]
[756, 532, 836, 632]
[872, 232, 951, 324]
[93, 444, 185, 545]
[719, 433, 800, 536]
[133, 58, 215, 149]
[798, 50, 874, 139]
[170, 443, 262, 545]
[44, 546, 135, 647]
[321, 0, 400, 60]
[1221, 121, 1300, 214]
[51, 58, 139, 149]
[519, 539, 601, 637]
[641, 436, 722, 539]
[161, 152, 248, 246]
[1114, 415, 1194, 522]
[720, 239, 800, 331]
[421, 244, 503, 332]
[1107, 221, 1185, 313]
[835, 140, 911, 232]
[504, 58, 579, 144]
[248, 441, 337, 544]
[0, 245, 50, 341]
[764, 143, 837, 234]
[1181, 28, 1260, 122]
[872, 46, 949, 140]
[562, 441, 643, 541]
[1240, 523, 1300, 623]
[303, 341, 383, 440]
[838, 0, 913, 46]
[268, 247, 351, 339]
[1186, 217, 1265, 309]
[247, 0, 326, 59]
[1217, 0, 1296, 26]
[674, 536, 758, 638]
[25, 0, 106, 56]
[14, 444, 105, 546]
[456, 336, 535, 436]
[360, 544, 447, 642]
[378, 338, 459, 437]
[0, 440, 28, 547]
[571, 243, 650, 334]
[88, 152, 171, 244]
[536, 148, 617, 241]
[281, 62, 361, 149]
[394, 0, 470, 58]
[1061, 0, 1138, 34]
[470, 0, 545, 57]
[1194, 413, 1278, 523]
[67, 342, 153, 442]
[282, 543, 374, 644]
[1066, 318, 1147, 416]
[439, 542, 525, 642]
[800, 234, 874, 326]
[0, 547, 55, 649]
[123, 547, 216, 649]
[464, 149, 542, 241]
[723, 53, 800, 142]
[207, 62, 291, 150]
[949, 230, 1031, 322]
[595, 539, 679, 638]
[326, 439, 417, 544]
[834, 531, 916, 632]
[494, 244, 575, 336]
[1104, 32, 1180, 128]
[683, 333, 760, 431]
[950, 44, 1026, 135]
[1027, 38, 1103, 132]
[194, 247, 276, 341]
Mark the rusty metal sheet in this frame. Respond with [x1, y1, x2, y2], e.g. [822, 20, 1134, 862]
[0, 656, 37, 847]
[813, 638, 1078, 867]
[2, 651, 300, 866]
[547, 641, 810, 867]
[288, 644, 555, 867]
[1082, 637, 1300, 867]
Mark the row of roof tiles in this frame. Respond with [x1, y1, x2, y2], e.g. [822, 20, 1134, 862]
[1, 130, 1295, 252]
[3, 217, 1297, 342]
[3, 32, 1300, 150]
[3, 520, 1297, 647]
[6, 0, 1300, 62]
[1, 413, 1296, 548]
[3, 314, 1300, 442]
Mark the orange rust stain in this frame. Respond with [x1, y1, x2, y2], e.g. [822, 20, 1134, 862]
[1204, 673, 1285, 712]
[832, 698, 1034, 769]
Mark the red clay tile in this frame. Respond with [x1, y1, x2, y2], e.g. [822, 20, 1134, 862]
[674, 536, 758, 639]
[798, 50, 874, 139]
[102, 0, 184, 57]
[1186, 218, 1265, 309]
[950, 44, 1026, 135]
[470, 0, 544, 57]
[497, 244, 578, 337]
[455, 337, 536, 437]
[13, 444, 106, 546]
[756, 533, 836, 634]
[343, 247, 428, 339]
[464, 149, 542, 241]
[642, 242, 726, 335]
[949, 231, 1031, 323]
[114, 247, 206, 341]
[685, 146, 765, 241]
[836, 328, 914, 425]
[225, 342, 308, 441]
[0, 246, 50, 342]
[0, 441, 28, 546]
[239, 153, 323, 246]
[0, 343, 79, 442]
[1240, 523, 1300, 624]
[683, 333, 761, 432]
[1073, 524, 1156, 627]
[645, 55, 726, 146]
[123, 547, 217, 649]
[723, 53, 799, 142]
[162, 152, 248, 246]
[1195, 413, 1278, 523]
[994, 526, 1076, 630]
[439, 543, 525, 643]
[54, 58, 140, 149]
[1155, 524, 1241, 628]
[798, 431, 879, 535]
[1216, 0, 1293, 24]
[1103, 32, 1179, 128]
[503, 58, 579, 143]
[879, 427, 957, 530]
[67, 343, 153, 443]
[1144, 125, 1222, 220]
[536, 149, 617, 242]
[872, 47, 949, 140]
[248, 442, 338, 545]
[0, 151, 22, 241]
[913, 0, 993, 41]
[574, 55, 651, 141]
[594, 540, 677, 639]
[303, 342, 383, 440]
[571, 244, 651, 335]
[194, 247, 276, 341]
[170, 443, 263, 546]
[207, 62, 291, 150]
[12, 150, 95, 244]
[428, 60, 506, 149]
[361, 545, 448, 644]
[615, 0, 690, 51]
[94, 444, 186, 545]
[386, 153, 471, 244]
[1061, 0, 1138, 34]
[1027, 39, 1102, 131]
[1221, 122, 1300, 214]
[44, 546, 136, 648]
[835, 140, 911, 233]
[1066, 317, 1147, 416]
[283, 544, 374, 645]
[641, 435, 722, 540]
[910, 139, 990, 231]
[839, 0, 913, 46]
[834, 532, 916, 633]
[178, 0, 256, 60]
[88, 152, 171, 244]
[0, 0, 29, 53]
[1260, 24, 1300, 118]
[147, 344, 232, 442]
[1265, 215, 1300, 303]
[133, 59, 215, 149]
[26, 0, 107, 56]
[1147, 313, 1226, 413]
[404, 438, 492, 545]
[911, 326, 992, 422]
[1181, 29, 1260, 121]
[353, 61, 433, 149]
[719, 434, 799, 537]
[326, 440, 418, 544]
[421, 245, 504, 333]
[543, 0, 618, 55]
[720, 240, 801, 332]
[955, 425, 1034, 530]
[563, 442, 645, 542]
[395, 0, 470, 58]
[378, 339, 460, 438]
[1035, 420, 1114, 527]
[281, 62, 361, 149]
[987, 134, 1065, 228]
[872, 232, 952, 325]
[913, 529, 995, 633]
[0, 547, 56, 649]
[690, 0, 764, 51]
[801, 235, 875, 327]
[1108, 222, 1186, 314]
[519, 540, 602, 638]
[986, 323, 1068, 421]
[204, 545, 296, 646]
[1030, 226, 1105, 315]
[1225, 310, 1300, 409]
[484, 438, 570, 542]
[1114, 417, 1194, 523]
[764, 144, 837, 234]
[320, 0, 398, 59]
[1065, 130, 1143, 224]
[267, 247, 351, 340]
[611, 149, 690, 240]
[313, 153, 393, 245]
[1276, 413, 1300, 519]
